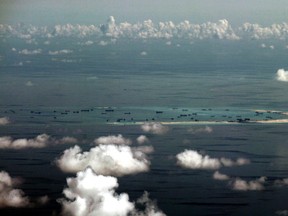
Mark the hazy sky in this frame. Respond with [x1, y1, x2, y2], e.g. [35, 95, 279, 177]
[0, 0, 288, 26]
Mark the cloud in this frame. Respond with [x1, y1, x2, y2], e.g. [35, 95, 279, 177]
[276, 210, 288, 216]
[240, 22, 288, 40]
[84, 40, 94, 45]
[25, 81, 34, 87]
[99, 40, 109, 46]
[176, 150, 221, 170]
[3, 18, 288, 41]
[141, 122, 169, 135]
[276, 69, 288, 82]
[136, 135, 149, 145]
[133, 146, 154, 154]
[274, 178, 288, 186]
[59, 167, 134, 216]
[4, 17, 288, 41]
[0, 170, 30, 208]
[213, 171, 230, 181]
[229, 177, 266, 191]
[59, 167, 165, 216]
[132, 191, 166, 216]
[219, 157, 250, 167]
[187, 126, 213, 134]
[0, 18, 240, 41]
[86, 76, 98, 80]
[57, 137, 78, 145]
[0, 117, 10, 126]
[94, 134, 132, 145]
[0, 134, 77, 149]
[166, 41, 172, 45]
[176, 150, 250, 170]
[56, 144, 150, 176]
[18, 49, 42, 55]
[48, 49, 73, 55]
[0, 134, 49, 149]
[140, 51, 147, 56]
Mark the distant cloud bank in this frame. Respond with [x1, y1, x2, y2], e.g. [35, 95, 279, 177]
[2, 17, 288, 41]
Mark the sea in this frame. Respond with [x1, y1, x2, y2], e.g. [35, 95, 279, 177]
[1, 35, 288, 216]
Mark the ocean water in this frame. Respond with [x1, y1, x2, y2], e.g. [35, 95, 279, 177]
[1, 37, 288, 216]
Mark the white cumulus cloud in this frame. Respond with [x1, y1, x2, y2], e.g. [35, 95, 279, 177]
[56, 144, 150, 176]
[99, 40, 109, 46]
[0, 117, 10, 126]
[18, 49, 42, 55]
[213, 171, 230, 181]
[141, 122, 169, 135]
[3, 18, 288, 40]
[133, 191, 166, 216]
[94, 134, 132, 145]
[25, 81, 34, 87]
[48, 49, 73, 55]
[220, 157, 250, 167]
[136, 135, 149, 144]
[176, 150, 250, 170]
[0, 18, 242, 41]
[0, 170, 29, 207]
[274, 178, 288, 186]
[229, 177, 266, 191]
[0, 134, 77, 149]
[176, 150, 221, 170]
[59, 167, 165, 216]
[276, 69, 288, 82]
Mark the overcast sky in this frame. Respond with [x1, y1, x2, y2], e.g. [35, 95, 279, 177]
[0, 0, 288, 26]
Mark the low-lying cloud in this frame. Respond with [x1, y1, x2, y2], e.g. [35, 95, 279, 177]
[276, 69, 288, 82]
[94, 134, 132, 145]
[0, 170, 29, 207]
[56, 144, 150, 176]
[276, 210, 288, 216]
[176, 150, 250, 170]
[187, 126, 213, 134]
[0, 117, 10, 126]
[176, 150, 221, 170]
[213, 171, 230, 181]
[0, 170, 48, 208]
[230, 177, 266, 191]
[59, 167, 166, 216]
[48, 49, 73, 55]
[0, 134, 77, 149]
[141, 122, 169, 135]
[18, 49, 42, 55]
[136, 135, 149, 144]
[274, 178, 288, 186]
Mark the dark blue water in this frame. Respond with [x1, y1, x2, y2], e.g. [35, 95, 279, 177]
[1, 37, 288, 215]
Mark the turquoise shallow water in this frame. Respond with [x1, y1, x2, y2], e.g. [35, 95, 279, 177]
[1, 38, 288, 215]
